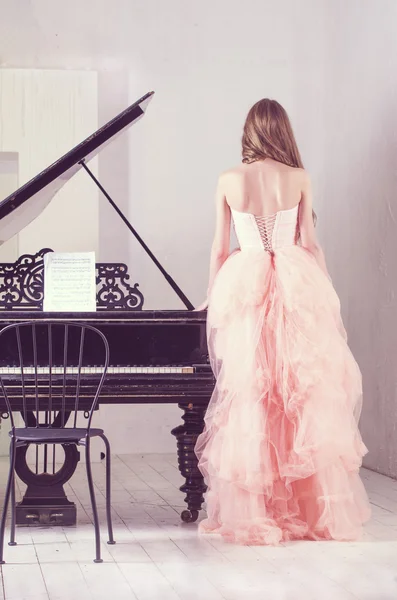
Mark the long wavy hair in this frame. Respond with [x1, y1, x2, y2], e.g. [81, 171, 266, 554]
[241, 98, 315, 224]
[242, 99, 303, 167]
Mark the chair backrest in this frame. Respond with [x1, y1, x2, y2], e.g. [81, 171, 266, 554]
[0, 321, 109, 432]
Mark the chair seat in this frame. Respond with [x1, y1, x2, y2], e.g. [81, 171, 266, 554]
[10, 427, 104, 443]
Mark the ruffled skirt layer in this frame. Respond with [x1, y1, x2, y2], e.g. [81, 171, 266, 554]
[195, 246, 371, 545]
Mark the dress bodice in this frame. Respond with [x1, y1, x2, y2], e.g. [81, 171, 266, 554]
[231, 204, 299, 253]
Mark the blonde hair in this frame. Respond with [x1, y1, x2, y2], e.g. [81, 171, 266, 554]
[242, 99, 303, 167]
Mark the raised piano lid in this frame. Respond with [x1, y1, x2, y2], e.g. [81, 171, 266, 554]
[0, 91, 154, 245]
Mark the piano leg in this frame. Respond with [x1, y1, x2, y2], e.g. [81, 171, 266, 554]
[171, 401, 207, 523]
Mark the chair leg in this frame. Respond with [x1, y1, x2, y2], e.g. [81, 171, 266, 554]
[0, 440, 16, 564]
[99, 434, 115, 545]
[9, 469, 16, 546]
[85, 439, 103, 563]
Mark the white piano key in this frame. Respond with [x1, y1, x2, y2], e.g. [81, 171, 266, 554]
[0, 365, 194, 375]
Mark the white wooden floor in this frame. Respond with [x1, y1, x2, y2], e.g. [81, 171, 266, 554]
[0, 454, 396, 600]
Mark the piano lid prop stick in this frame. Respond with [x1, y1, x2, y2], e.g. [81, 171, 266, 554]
[79, 160, 195, 311]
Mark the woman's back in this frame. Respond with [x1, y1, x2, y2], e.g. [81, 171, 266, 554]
[222, 158, 305, 216]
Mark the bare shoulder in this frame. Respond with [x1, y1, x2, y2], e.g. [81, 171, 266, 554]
[219, 165, 245, 180]
[217, 166, 245, 190]
[298, 167, 310, 178]
[298, 167, 312, 189]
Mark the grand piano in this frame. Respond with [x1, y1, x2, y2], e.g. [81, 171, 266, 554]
[0, 91, 214, 525]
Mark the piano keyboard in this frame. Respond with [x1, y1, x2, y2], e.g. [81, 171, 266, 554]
[0, 366, 194, 375]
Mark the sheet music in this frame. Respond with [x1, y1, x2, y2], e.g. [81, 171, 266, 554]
[43, 252, 96, 312]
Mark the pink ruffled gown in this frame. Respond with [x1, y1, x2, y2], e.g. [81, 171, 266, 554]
[195, 204, 371, 545]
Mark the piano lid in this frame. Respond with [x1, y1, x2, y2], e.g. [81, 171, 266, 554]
[0, 91, 154, 245]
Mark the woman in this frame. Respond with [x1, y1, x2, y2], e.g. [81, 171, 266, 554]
[195, 99, 371, 545]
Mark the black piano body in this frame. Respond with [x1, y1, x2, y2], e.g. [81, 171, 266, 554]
[0, 91, 214, 525]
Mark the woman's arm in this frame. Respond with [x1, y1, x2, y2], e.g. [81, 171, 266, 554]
[195, 176, 231, 310]
[299, 172, 330, 278]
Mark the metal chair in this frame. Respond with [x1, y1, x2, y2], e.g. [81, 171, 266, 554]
[0, 321, 115, 563]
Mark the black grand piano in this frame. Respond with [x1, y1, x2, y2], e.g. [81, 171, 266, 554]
[0, 91, 214, 525]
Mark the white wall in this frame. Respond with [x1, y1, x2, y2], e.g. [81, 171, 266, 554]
[0, 153, 19, 261]
[0, 1, 396, 476]
[320, 0, 397, 477]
